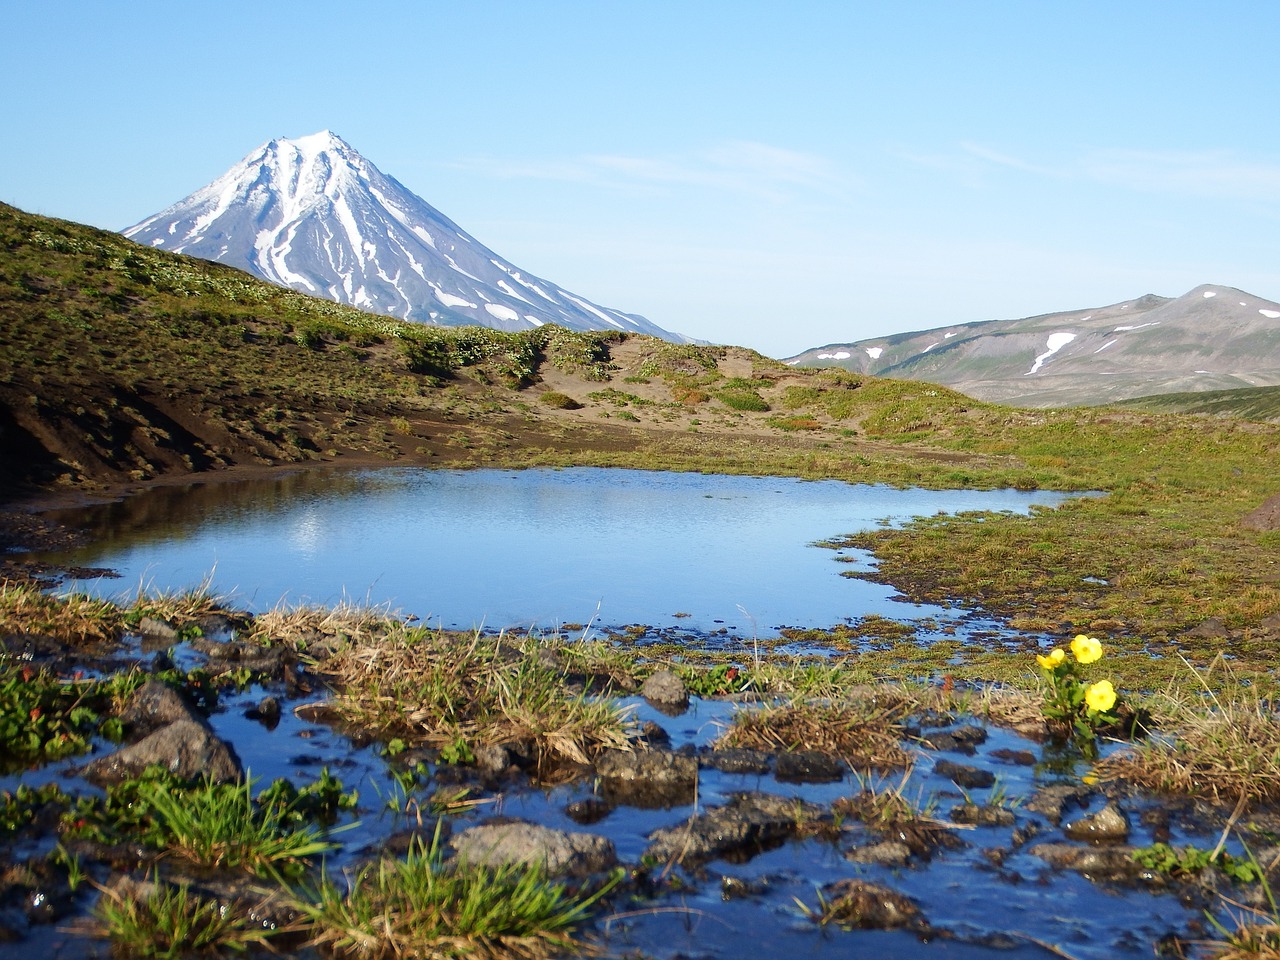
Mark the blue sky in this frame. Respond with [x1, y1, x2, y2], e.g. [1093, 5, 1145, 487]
[5, 1, 1279, 357]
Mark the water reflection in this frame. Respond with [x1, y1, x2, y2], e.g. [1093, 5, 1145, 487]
[37, 467, 1075, 637]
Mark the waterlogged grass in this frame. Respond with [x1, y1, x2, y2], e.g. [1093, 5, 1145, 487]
[296, 829, 619, 960]
[1098, 659, 1280, 806]
[95, 875, 282, 959]
[716, 698, 913, 770]
[69, 770, 351, 878]
[308, 627, 635, 769]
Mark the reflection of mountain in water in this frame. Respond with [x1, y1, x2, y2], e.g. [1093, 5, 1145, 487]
[40, 467, 387, 558]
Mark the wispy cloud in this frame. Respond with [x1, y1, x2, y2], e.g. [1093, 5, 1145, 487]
[904, 141, 1280, 204]
[453, 141, 853, 202]
[1081, 148, 1280, 202]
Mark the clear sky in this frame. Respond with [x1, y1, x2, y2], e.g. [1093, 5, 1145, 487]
[5, 1, 1278, 357]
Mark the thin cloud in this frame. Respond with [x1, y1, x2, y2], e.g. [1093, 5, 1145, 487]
[905, 141, 1280, 204]
[1081, 148, 1280, 202]
[452, 141, 853, 202]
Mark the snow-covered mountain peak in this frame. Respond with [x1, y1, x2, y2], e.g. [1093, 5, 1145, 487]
[124, 133, 686, 341]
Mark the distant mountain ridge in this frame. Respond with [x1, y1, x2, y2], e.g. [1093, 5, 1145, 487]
[786, 284, 1280, 407]
[125, 131, 688, 342]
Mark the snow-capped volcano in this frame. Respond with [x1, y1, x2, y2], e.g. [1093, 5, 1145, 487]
[125, 131, 685, 340]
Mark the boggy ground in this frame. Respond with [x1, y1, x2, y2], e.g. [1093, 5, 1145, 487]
[4, 592, 1280, 959]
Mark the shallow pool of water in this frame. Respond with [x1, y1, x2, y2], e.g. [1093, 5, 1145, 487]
[36, 467, 1072, 638]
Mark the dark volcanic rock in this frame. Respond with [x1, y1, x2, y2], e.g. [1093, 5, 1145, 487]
[119, 679, 202, 739]
[1030, 843, 1158, 884]
[934, 759, 995, 789]
[641, 669, 689, 711]
[1063, 802, 1130, 844]
[450, 821, 616, 877]
[951, 803, 1017, 827]
[644, 792, 824, 865]
[700, 747, 772, 775]
[812, 878, 923, 930]
[81, 718, 243, 786]
[597, 748, 697, 807]
[845, 841, 913, 867]
[565, 796, 614, 825]
[1026, 783, 1094, 825]
[774, 750, 844, 783]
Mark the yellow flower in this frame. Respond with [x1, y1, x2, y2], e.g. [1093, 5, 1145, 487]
[1070, 634, 1103, 665]
[1085, 679, 1117, 714]
[1035, 648, 1066, 669]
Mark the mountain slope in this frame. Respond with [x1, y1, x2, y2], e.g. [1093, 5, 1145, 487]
[124, 131, 686, 341]
[787, 284, 1280, 407]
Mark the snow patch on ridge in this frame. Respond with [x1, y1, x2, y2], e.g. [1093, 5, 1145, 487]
[866, 347, 884, 360]
[1260, 309, 1280, 319]
[433, 288, 476, 309]
[484, 303, 519, 322]
[1026, 332, 1076, 375]
[817, 351, 851, 360]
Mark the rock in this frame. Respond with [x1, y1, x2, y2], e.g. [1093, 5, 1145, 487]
[700, 747, 772, 775]
[1064, 801, 1130, 844]
[844, 841, 913, 867]
[1183, 618, 1229, 640]
[450, 821, 616, 877]
[811, 878, 923, 930]
[774, 750, 844, 783]
[1242, 493, 1280, 531]
[565, 796, 614, 825]
[933, 759, 995, 790]
[1030, 842, 1158, 884]
[119, 680, 202, 739]
[988, 748, 1036, 766]
[641, 669, 689, 710]
[638, 720, 671, 748]
[244, 696, 281, 729]
[82, 718, 243, 786]
[137, 616, 179, 641]
[597, 748, 696, 784]
[950, 803, 1016, 827]
[644, 792, 825, 865]
[1025, 783, 1093, 824]
[721, 875, 769, 899]
[918, 724, 988, 753]
[472, 744, 512, 776]
[596, 748, 697, 807]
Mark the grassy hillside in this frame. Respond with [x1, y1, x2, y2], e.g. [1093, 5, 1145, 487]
[3, 201, 1280, 675]
[1115, 384, 1280, 421]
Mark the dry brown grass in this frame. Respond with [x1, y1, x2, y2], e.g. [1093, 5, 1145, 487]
[1096, 658, 1280, 806]
[1206, 921, 1280, 959]
[0, 580, 121, 644]
[247, 602, 399, 649]
[714, 697, 912, 769]
[311, 628, 634, 769]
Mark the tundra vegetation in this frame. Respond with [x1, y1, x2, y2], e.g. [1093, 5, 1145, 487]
[6, 201, 1280, 955]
